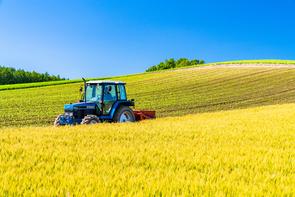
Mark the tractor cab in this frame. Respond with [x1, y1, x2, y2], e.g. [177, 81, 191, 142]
[83, 81, 129, 116]
[54, 80, 135, 126]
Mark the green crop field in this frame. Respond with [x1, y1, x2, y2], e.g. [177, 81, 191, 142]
[1, 104, 295, 196]
[1, 66, 295, 127]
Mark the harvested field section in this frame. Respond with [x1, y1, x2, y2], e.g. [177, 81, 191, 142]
[1, 67, 295, 127]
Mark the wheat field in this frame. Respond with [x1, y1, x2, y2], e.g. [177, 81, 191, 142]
[1, 103, 295, 196]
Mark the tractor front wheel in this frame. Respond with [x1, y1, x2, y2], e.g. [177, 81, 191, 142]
[113, 106, 135, 123]
[54, 114, 65, 127]
[81, 115, 101, 125]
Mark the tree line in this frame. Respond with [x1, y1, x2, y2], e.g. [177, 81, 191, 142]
[146, 58, 205, 72]
[0, 66, 67, 85]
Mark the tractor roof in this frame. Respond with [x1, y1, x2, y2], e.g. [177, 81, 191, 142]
[86, 80, 126, 85]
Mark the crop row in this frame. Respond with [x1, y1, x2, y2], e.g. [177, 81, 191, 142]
[1, 67, 295, 127]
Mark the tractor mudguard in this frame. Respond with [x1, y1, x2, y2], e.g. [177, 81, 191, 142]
[99, 101, 134, 120]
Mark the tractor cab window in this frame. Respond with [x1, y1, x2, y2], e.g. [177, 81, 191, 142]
[103, 85, 117, 101]
[118, 84, 127, 100]
[85, 84, 102, 102]
[102, 84, 117, 115]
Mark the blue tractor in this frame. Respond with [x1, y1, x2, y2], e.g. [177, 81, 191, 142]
[54, 79, 136, 126]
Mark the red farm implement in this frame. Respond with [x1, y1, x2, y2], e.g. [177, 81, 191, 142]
[133, 110, 156, 121]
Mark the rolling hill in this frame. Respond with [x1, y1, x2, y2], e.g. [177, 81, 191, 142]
[1, 65, 295, 127]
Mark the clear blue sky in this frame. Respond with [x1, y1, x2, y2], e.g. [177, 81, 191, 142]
[0, 0, 294, 79]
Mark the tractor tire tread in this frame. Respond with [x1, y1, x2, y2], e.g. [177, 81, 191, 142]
[81, 115, 101, 125]
[54, 114, 65, 127]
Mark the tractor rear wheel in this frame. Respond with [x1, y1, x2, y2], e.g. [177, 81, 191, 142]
[81, 115, 101, 125]
[54, 114, 65, 127]
[113, 106, 135, 123]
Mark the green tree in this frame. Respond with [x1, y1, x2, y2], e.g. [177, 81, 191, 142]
[164, 58, 176, 69]
[176, 58, 190, 68]
[156, 62, 165, 70]
[190, 59, 199, 65]
[146, 65, 157, 72]
[145, 58, 205, 72]
[199, 60, 205, 64]
[0, 66, 66, 85]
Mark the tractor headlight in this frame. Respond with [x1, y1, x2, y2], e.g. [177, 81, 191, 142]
[65, 112, 73, 116]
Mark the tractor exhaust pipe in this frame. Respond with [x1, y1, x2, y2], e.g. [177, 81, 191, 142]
[82, 77, 86, 103]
